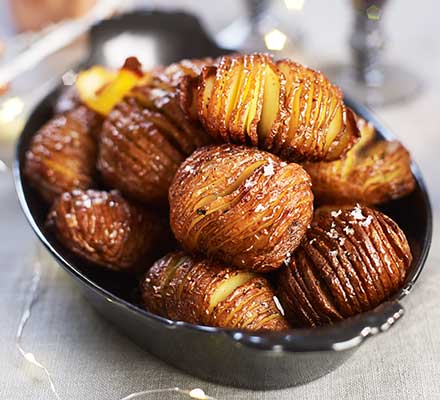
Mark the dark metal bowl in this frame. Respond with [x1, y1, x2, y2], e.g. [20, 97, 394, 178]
[13, 10, 432, 390]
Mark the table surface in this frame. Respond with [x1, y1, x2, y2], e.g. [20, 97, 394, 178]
[1, 1, 439, 399]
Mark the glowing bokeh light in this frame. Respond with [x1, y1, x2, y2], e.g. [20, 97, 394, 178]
[264, 29, 288, 51]
[0, 97, 24, 124]
[367, 5, 381, 20]
[284, 0, 305, 11]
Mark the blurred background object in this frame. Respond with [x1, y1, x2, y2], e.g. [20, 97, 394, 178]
[324, 0, 421, 106]
[216, 0, 305, 60]
[9, 0, 97, 32]
[0, 0, 122, 165]
[0, 0, 432, 166]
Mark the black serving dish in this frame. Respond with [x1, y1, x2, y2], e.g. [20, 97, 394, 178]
[14, 10, 432, 390]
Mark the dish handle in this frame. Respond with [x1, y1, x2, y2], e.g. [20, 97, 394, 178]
[225, 300, 405, 352]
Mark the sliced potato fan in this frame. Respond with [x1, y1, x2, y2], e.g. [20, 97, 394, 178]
[192, 54, 360, 161]
[169, 145, 314, 272]
[141, 251, 289, 330]
[303, 118, 416, 205]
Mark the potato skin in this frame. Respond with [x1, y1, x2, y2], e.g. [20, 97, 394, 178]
[277, 205, 412, 327]
[191, 54, 360, 162]
[97, 59, 213, 205]
[169, 145, 314, 272]
[24, 105, 101, 203]
[47, 190, 167, 271]
[303, 119, 416, 205]
[141, 251, 289, 331]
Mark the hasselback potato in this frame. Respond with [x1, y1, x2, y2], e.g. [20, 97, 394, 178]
[141, 251, 289, 331]
[303, 119, 415, 205]
[97, 59, 213, 205]
[47, 190, 168, 271]
[169, 145, 314, 272]
[24, 105, 101, 202]
[277, 204, 412, 327]
[189, 54, 360, 161]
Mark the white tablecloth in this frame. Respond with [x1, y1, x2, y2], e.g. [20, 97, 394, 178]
[1, 1, 439, 399]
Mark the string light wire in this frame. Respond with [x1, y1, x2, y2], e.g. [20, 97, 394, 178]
[16, 247, 217, 400]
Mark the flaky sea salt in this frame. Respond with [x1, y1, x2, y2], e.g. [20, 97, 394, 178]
[255, 204, 265, 212]
[82, 198, 92, 208]
[331, 209, 342, 218]
[350, 204, 365, 220]
[244, 179, 254, 189]
[360, 215, 373, 227]
[330, 250, 339, 257]
[343, 226, 355, 235]
[263, 162, 275, 176]
[326, 228, 339, 239]
[184, 165, 195, 173]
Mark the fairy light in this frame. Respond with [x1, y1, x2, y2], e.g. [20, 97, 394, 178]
[0, 97, 24, 124]
[284, 0, 305, 11]
[0, 159, 7, 172]
[367, 5, 381, 20]
[17, 247, 217, 400]
[119, 387, 215, 400]
[16, 253, 62, 400]
[62, 70, 77, 86]
[264, 29, 288, 51]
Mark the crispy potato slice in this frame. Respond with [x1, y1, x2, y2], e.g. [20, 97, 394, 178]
[82, 57, 143, 116]
[303, 118, 416, 205]
[141, 251, 289, 331]
[75, 65, 116, 105]
[277, 205, 412, 327]
[259, 60, 286, 149]
[169, 145, 314, 272]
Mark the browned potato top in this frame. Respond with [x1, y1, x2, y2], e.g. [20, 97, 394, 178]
[277, 204, 412, 327]
[189, 54, 360, 162]
[141, 251, 289, 331]
[151, 58, 214, 90]
[97, 60, 213, 205]
[24, 105, 101, 203]
[303, 119, 416, 205]
[169, 145, 314, 272]
[47, 190, 168, 271]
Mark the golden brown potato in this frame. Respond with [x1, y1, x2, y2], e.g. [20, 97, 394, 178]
[97, 58, 213, 205]
[141, 251, 289, 331]
[303, 119, 416, 205]
[169, 145, 314, 272]
[47, 190, 168, 271]
[277, 204, 412, 327]
[189, 54, 360, 161]
[24, 105, 101, 203]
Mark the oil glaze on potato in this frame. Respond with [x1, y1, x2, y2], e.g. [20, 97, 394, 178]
[141, 251, 289, 331]
[98, 60, 212, 205]
[47, 190, 167, 271]
[277, 205, 412, 327]
[169, 145, 314, 272]
[24, 105, 101, 203]
[303, 119, 416, 205]
[191, 54, 360, 161]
